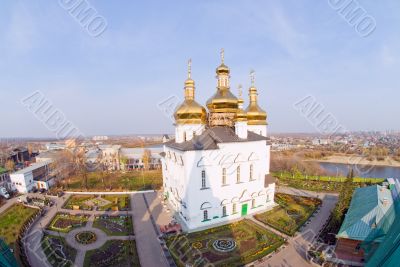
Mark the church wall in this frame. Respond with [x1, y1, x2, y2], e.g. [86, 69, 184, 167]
[248, 125, 267, 137]
[178, 140, 275, 231]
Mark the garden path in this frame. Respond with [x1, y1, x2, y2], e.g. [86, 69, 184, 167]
[23, 193, 71, 267]
[131, 192, 169, 267]
[22, 192, 141, 267]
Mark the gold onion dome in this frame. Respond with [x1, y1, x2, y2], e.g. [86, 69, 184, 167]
[174, 59, 207, 125]
[206, 49, 239, 113]
[245, 70, 267, 125]
[235, 85, 247, 122]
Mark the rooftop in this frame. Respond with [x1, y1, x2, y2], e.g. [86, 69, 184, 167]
[12, 160, 52, 175]
[337, 185, 395, 242]
[165, 126, 268, 151]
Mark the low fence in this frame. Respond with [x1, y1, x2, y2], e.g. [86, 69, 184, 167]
[63, 190, 155, 195]
[16, 206, 43, 267]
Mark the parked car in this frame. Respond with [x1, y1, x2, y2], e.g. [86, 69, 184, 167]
[0, 187, 10, 199]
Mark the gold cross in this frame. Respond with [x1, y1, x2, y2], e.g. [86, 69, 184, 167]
[250, 70, 255, 86]
[188, 58, 192, 79]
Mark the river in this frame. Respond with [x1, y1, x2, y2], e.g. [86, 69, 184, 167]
[318, 162, 400, 179]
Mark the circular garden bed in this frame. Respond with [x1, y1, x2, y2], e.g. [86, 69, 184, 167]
[212, 238, 237, 253]
[75, 231, 97, 245]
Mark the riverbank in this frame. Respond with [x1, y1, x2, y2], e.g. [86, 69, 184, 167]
[307, 155, 400, 167]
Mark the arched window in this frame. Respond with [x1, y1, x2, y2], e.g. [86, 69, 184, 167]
[236, 166, 241, 183]
[249, 164, 253, 181]
[203, 210, 208, 221]
[201, 170, 206, 188]
[266, 194, 270, 202]
[183, 131, 187, 142]
[232, 203, 237, 214]
[222, 206, 227, 217]
[252, 199, 256, 208]
[222, 168, 227, 185]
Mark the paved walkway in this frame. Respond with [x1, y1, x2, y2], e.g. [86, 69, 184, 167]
[0, 197, 18, 214]
[20, 193, 140, 267]
[23, 194, 70, 267]
[252, 187, 338, 267]
[131, 193, 169, 267]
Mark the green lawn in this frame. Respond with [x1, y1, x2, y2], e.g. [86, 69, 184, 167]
[47, 213, 89, 233]
[254, 193, 321, 236]
[42, 234, 77, 267]
[274, 171, 385, 183]
[83, 240, 140, 267]
[0, 204, 38, 247]
[166, 219, 284, 266]
[61, 170, 162, 191]
[93, 215, 134, 236]
[63, 195, 94, 210]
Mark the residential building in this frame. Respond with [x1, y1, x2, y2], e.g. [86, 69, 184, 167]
[0, 167, 10, 190]
[120, 146, 162, 170]
[10, 160, 54, 193]
[99, 145, 121, 171]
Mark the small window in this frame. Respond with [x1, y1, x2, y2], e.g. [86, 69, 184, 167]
[236, 166, 241, 183]
[252, 199, 256, 208]
[222, 206, 227, 217]
[232, 203, 237, 214]
[203, 210, 208, 221]
[250, 164, 253, 181]
[201, 170, 206, 188]
[222, 168, 227, 185]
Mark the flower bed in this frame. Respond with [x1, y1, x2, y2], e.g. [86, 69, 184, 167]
[83, 240, 140, 267]
[47, 213, 89, 233]
[93, 215, 134, 236]
[165, 219, 284, 266]
[63, 194, 130, 211]
[254, 193, 321, 236]
[42, 234, 77, 267]
[75, 231, 97, 245]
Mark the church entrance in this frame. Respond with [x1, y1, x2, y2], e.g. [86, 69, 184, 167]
[241, 203, 248, 216]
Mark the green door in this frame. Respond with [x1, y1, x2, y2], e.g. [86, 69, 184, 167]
[241, 203, 248, 216]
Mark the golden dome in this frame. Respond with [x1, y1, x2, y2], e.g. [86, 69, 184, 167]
[206, 89, 238, 113]
[174, 59, 207, 125]
[216, 63, 230, 74]
[245, 71, 267, 125]
[235, 85, 247, 122]
[206, 49, 239, 113]
[175, 100, 207, 124]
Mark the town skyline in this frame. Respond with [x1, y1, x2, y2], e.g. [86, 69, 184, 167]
[1, 1, 399, 138]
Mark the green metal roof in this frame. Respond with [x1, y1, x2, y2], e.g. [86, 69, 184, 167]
[366, 198, 400, 267]
[337, 185, 394, 242]
[0, 239, 18, 267]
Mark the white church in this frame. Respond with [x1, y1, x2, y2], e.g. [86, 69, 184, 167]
[161, 50, 275, 232]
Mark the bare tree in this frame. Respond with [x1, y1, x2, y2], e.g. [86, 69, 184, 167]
[74, 148, 89, 190]
[5, 160, 15, 172]
[142, 149, 151, 171]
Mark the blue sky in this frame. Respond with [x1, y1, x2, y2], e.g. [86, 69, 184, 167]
[0, 0, 399, 137]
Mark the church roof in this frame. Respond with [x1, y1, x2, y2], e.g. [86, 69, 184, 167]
[165, 126, 268, 151]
